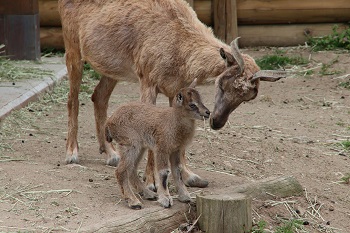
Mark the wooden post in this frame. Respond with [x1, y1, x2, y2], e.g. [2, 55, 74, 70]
[0, 0, 41, 60]
[197, 193, 252, 233]
[213, 0, 238, 43]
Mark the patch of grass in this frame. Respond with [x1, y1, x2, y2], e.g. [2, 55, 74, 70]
[256, 52, 308, 70]
[252, 220, 267, 233]
[41, 47, 65, 57]
[307, 25, 350, 51]
[319, 57, 341, 76]
[84, 62, 101, 80]
[339, 140, 350, 151]
[340, 173, 350, 184]
[0, 57, 53, 82]
[275, 219, 304, 233]
[339, 80, 350, 89]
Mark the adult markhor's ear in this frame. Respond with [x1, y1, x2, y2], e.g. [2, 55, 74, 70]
[219, 48, 234, 67]
[219, 48, 226, 59]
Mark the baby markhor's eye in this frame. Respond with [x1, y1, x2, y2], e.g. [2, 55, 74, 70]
[189, 104, 197, 109]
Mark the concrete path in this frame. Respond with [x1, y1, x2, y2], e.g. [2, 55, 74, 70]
[0, 57, 67, 121]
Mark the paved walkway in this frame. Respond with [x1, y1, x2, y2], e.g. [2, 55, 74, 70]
[0, 57, 68, 121]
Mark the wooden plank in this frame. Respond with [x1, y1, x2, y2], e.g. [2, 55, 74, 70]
[2, 14, 41, 60]
[38, 0, 61, 26]
[225, 0, 238, 43]
[0, 0, 38, 15]
[238, 23, 349, 48]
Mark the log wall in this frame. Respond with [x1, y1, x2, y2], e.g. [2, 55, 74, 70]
[38, 0, 350, 48]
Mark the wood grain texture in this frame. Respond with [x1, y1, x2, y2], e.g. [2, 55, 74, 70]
[1, 14, 41, 60]
[80, 202, 193, 233]
[226, 0, 238, 42]
[238, 23, 349, 47]
[40, 27, 64, 49]
[39, 0, 61, 26]
[0, 0, 38, 15]
[197, 193, 252, 233]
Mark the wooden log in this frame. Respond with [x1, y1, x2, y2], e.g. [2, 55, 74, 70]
[213, 0, 225, 41]
[39, 23, 349, 49]
[38, 0, 61, 26]
[80, 202, 194, 233]
[237, 0, 350, 25]
[238, 23, 349, 48]
[40, 27, 64, 49]
[196, 176, 302, 233]
[34, 0, 350, 28]
[226, 0, 238, 43]
[197, 193, 252, 233]
[225, 176, 303, 200]
[213, 0, 238, 43]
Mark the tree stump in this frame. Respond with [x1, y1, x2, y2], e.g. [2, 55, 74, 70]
[196, 193, 252, 233]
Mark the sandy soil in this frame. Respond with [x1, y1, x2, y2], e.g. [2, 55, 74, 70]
[0, 47, 349, 232]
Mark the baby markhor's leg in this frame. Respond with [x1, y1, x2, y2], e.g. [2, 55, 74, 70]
[154, 147, 173, 208]
[115, 143, 145, 209]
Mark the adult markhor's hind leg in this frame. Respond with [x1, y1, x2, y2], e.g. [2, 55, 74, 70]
[91, 75, 119, 166]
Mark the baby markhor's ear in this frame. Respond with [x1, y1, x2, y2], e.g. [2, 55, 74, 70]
[176, 93, 183, 106]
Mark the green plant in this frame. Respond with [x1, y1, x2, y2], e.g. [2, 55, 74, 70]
[275, 219, 304, 233]
[307, 25, 350, 51]
[41, 47, 65, 57]
[251, 220, 267, 233]
[319, 57, 341, 76]
[340, 173, 350, 184]
[256, 53, 308, 70]
[84, 62, 101, 80]
[339, 80, 350, 89]
[339, 140, 350, 151]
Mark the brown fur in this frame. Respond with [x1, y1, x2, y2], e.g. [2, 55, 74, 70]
[58, 0, 282, 190]
[105, 84, 210, 209]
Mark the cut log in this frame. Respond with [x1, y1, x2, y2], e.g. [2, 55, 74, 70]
[197, 193, 252, 233]
[80, 202, 194, 233]
[196, 176, 302, 233]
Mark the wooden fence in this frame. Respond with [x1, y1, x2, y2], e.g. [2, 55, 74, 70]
[39, 0, 350, 49]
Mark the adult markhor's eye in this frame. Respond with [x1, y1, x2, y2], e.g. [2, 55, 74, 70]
[189, 104, 197, 109]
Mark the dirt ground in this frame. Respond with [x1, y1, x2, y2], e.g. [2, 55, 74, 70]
[1, 47, 350, 233]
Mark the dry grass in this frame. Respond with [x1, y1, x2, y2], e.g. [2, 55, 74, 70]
[0, 57, 53, 82]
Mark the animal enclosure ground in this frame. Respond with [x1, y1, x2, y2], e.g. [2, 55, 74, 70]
[0, 47, 350, 232]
